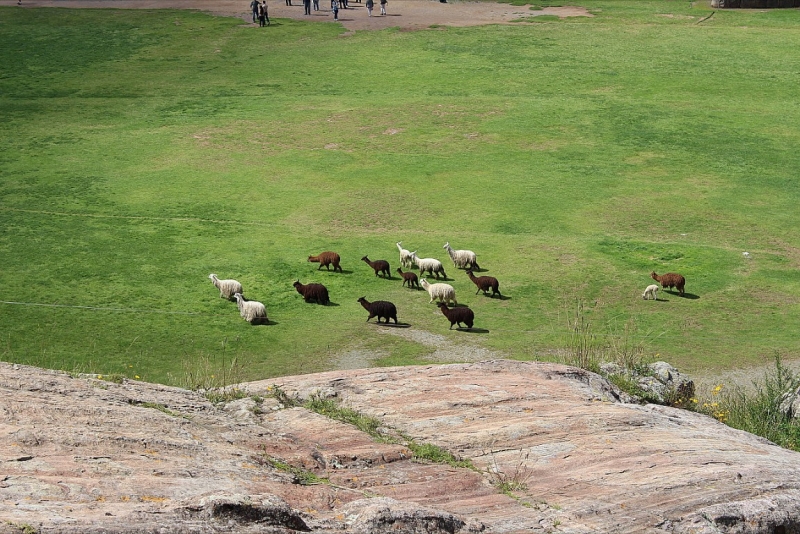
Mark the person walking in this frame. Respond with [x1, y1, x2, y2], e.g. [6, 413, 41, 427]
[365, 0, 373, 16]
[303, 0, 310, 14]
[331, 0, 339, 20]
[285, 0, 292, 6]
[313, 0, 319, 10]
[379, 0, 386, 15]
[250, 0, 260, 22]
[262, 0, 270, 23]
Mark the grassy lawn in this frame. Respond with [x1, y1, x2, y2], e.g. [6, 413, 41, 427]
[1, 1, 799, 385]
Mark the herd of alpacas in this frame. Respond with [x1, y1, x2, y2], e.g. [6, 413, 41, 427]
[209, 242, 687, 329]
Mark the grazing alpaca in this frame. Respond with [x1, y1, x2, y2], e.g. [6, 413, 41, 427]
[642, 284, 659, 301]
[396, 267, 420, 289]
[233, 293, 268, 325]
[443, 242, 479, 270]
[650, 271, 685, 296]
[308, 251, 342, 273]
[208, 274, 243, 301]
[437, 302, 474, 330]
[361, 256, 391, 278]
[357, 297, 398, 324]
[293, 280, 330, 305]
[465, 270, 501, 298]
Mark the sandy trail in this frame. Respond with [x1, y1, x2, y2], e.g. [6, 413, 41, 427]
[3, 0, 592, 31]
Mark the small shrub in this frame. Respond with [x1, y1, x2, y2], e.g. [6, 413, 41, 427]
[261, 454, 328, 486]
[699, 356, 800, 451]
[304, 393, 384, 439]
[168, 341, 251, 405]
[483, 448, 532, 495]
[408, 442, 474, 469]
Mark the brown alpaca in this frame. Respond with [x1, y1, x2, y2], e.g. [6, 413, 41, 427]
[437, 302, 474, 330]
[466, 270, 501, 298]
[293, 280, 330, 305]
[396, 267, 420, 289]
[650, 271, 686, 296]
[361, 256, 390, 278]
[307, 251, 342, 273]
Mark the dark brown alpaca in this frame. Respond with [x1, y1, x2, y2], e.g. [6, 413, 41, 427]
[396, 267, 420, 289]
[466, 270, 501, 298]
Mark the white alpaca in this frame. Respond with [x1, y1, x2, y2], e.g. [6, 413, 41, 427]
[410, 251, 447, 279]
[396, 242, 414, 268]
[208, 274, 243, 300]
[642, 284, 659, 301]
[443, 242, 479, 270]
[233, 293, 268, 325]
[420, 279, 457, 306]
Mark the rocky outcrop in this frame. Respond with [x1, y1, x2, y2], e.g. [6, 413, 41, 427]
[3, 360, 800, 533]
[600, 360, 695, 404]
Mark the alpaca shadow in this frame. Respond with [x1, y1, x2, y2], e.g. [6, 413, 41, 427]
[476, 293, 509, 301]
[252, 319, 278, 326]
[664, 291, 700, 300]
[456, 327, 489, 334]
[375, 322, 412, 328]
[318, 269, 353, 275]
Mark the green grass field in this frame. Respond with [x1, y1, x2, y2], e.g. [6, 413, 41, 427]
[1, 1, 799, 385]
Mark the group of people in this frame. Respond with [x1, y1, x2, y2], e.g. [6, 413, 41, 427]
[251, 0, 386, 23]
[364, 0, 388, 17]
[250, 0, 270, 26]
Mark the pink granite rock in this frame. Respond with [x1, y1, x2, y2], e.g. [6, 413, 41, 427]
[2, 360, 800, 533]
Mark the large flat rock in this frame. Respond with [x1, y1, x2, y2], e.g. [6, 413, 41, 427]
[2, 360, 800, 533]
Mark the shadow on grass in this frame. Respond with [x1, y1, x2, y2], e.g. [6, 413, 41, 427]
[252, 319, 278, 326]
[456, 327, 489, 334]
[665, 291, 700, 300]
[475, 293, 510, 301]
[373, 322, 412, 328]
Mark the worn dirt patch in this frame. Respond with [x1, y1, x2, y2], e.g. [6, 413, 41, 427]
[5, 0, 593, 31]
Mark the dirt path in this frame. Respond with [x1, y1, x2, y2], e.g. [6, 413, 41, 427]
[4, 0, 592, 31]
